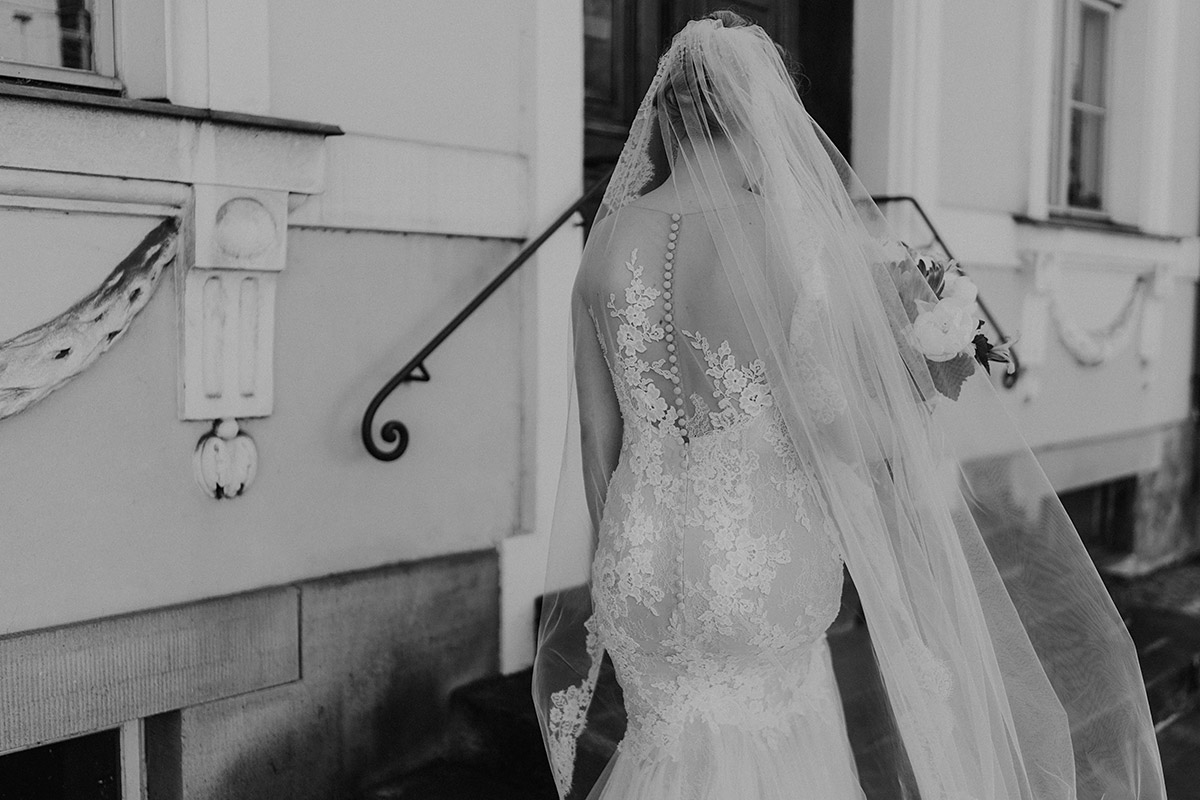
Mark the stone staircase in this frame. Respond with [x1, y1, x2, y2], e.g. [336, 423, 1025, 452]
[365, 562, 1200, 800]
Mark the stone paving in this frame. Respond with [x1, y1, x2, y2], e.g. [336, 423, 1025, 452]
[1104, 555, 1200, 799]
[1106, 557, 1200, 618]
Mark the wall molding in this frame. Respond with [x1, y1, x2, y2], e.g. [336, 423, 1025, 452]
[1, 92, 335, 498]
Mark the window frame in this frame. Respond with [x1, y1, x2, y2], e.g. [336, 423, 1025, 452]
[1050, 0, 1118, 219]
[0, 0, 121, 92]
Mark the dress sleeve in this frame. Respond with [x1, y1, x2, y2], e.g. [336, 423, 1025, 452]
[572, 287, 622, 537]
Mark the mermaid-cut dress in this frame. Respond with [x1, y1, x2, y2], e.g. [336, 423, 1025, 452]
[570, 204, 867, 799]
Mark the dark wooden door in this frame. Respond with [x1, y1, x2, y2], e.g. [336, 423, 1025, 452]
[583, 0, 854, 221]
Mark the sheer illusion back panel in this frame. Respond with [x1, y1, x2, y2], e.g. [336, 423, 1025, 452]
[580, 200, 785, 442]
[573, 199, 853, 780]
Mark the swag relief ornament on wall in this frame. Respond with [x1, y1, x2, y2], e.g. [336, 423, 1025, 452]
[0, 218, 178, 420]
[1018, 249, 1170, 399]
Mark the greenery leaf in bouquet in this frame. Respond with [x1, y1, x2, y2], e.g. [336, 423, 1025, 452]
[916, 256, 947, 298]
[926, 352, 976, 401]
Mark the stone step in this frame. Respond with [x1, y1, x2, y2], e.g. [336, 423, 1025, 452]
[1127, 606, 1200, 726]
[361, 758, 550, 800]
[445, 656, 624, 799]
[1159, 704, 1200, 799]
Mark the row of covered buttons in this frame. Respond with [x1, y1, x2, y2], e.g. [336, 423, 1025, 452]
[664, 213, 682, 416]
[667, 213, 687, 606]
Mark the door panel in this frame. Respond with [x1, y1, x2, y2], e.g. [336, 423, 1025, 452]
[583, 1, 853, 224]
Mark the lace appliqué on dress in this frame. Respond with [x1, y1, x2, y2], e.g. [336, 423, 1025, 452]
[545, 619, 605, 796]
[619, 642, 841, 763]
[683, 331, 774, 430]
[582, 237, 847, 772]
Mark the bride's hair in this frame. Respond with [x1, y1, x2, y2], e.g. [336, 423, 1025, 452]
[655, 10, 799, 143]
[654, 12, 751, 141]
[703, 9, 752, 28]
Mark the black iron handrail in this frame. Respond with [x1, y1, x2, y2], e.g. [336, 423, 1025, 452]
[361, 172, 613, 461]
[362, 185, 1019, 462]
[871, 195, 1021, 389]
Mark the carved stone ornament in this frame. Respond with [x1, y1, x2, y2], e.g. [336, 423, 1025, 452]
[193, 417, 258, 499]
[1018, 250, 1168, 400]
[180, 186, 287, 422]
[0, 219, 178, 420]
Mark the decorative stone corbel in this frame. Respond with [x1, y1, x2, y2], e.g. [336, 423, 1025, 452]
[193, 418, 258, 499]
[179, 184, 287, 497]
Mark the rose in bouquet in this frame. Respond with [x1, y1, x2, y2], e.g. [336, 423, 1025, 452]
[897, 249, 1016, 401]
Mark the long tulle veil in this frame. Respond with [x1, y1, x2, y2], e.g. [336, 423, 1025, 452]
[534, 15, 1165, 800]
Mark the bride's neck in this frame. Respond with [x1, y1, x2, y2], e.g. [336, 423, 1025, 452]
[669, 136, 748, 193]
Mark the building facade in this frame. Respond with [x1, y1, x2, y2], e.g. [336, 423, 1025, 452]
[0, 0, 1195, 797]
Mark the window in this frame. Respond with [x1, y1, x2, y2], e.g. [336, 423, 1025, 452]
[1050, 0, 1117, 214]
[0, 728, 122, 799]
[0, 0, 118, 91]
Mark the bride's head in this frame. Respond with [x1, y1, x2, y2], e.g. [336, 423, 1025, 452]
[654, 11, 780, 186]
[655, 12, 751, 144]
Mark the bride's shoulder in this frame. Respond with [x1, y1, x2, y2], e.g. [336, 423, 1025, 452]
[575, 211, 646, 294]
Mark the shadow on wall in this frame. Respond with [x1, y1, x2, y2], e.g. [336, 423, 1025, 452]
[177, 551, 499, 800]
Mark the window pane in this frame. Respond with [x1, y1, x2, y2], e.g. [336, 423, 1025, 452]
[1068, 108, 1104, 209]
[1072, 4, 1107, 107]
[0, 728, 122, 800]
[0, 0, 94, 71]
[584, 0, 615, 102]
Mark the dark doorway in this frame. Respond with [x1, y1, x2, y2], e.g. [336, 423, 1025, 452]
[583, 1, 854, 222]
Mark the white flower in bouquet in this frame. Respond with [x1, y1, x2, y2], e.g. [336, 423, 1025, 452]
[912, 273, 982, 362]
[940, 271, 978, 306]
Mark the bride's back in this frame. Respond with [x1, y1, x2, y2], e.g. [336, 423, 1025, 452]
[576, 195, 784, 442]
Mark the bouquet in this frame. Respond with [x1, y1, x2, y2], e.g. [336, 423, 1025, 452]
[895, 248, 1016, 401]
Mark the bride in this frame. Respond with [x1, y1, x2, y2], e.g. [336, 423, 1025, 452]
[534, 11, 1165, 800]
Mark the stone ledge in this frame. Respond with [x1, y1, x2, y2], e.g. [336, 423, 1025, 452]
[0, 92, 335, 196]
[0, 83, 342, 137]
[0, 586, 300, 755]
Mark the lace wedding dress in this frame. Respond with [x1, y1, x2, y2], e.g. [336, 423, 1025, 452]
[563, 200, 866, 799]
[537, 17, 1166, 800]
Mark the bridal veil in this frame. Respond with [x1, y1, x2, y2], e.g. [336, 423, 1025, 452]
[534, 15, 1165, 800]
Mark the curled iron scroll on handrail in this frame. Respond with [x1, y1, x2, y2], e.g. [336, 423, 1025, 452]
[870, 195, 1021, 389]
[361, 171, 614, 461]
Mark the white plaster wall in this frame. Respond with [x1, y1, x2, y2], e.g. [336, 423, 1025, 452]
[0, 0, 584, 672]
[938, 1, 1027, 212]
[0, 209, 154, 341]
[855, 0, 1200, 494]
[0, 222, 524, 636]
[267, 1, 523, 153]
[267, 0, 535, 238]
[966, 264, 1197, 453]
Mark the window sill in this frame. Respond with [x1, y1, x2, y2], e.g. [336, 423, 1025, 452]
[0, 62, 123, 94]
[1013, 213, 1181, 243]
[0, 82, 343, 137]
